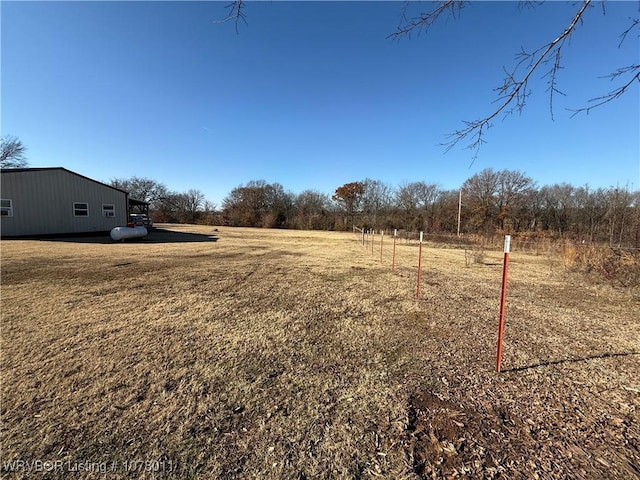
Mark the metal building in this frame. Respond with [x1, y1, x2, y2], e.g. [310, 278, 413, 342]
[0, 167, 129, 237]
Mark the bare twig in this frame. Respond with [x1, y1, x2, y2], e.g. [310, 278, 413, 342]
[518, 1, 546, 12]
[546, 47, 566, 121]
[618, 17, 639, 48]
[212, 1, 247, 34]
[570, 64, 640, 116]
[441, 0, 592, 157]
[387, 1, 467, 40]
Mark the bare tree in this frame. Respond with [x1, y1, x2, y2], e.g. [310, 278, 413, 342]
[178, 189, 207, 223]
[540, 183, 577, 237]
[0, 136, 28, 168]
[414, 181, 441, 232]
[462, 168, 501, 234]
[495, 170, 535, 231]
[361, 179, 393, 230]
[574, 185, 607, 242]
[631, 190, 640, 248]
[604, 185, 633, 246]
[395, 182, 422, 232]
[394, 181, 441, 232]
[221, 180, 294, 228]
[294, 190, 332, 230]
[432, 189, 462, 233]
[110, 177, 168, 209]
[157, 189, 208, 224]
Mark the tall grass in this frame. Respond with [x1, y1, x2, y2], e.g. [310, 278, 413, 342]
[563, 244, 640, 288]
[401, 229, 640, 288]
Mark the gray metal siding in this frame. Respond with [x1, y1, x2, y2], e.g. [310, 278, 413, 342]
[0, 169, 127, 236]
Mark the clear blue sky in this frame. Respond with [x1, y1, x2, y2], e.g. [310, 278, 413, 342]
[2, 1, 639, 206]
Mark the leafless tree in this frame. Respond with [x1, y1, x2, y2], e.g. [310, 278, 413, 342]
[361, 179, 394, 229]
[574, 185, 607, 242]
[495, 170, 535, 230]
[0, 136, 28, 168]
[110, 177, 168, 209]
[222, 180, 294, 228]
[176, 189, 207, 223]
[604, 185, 633, 246]
[294, 190, 332, 230]
[415, 181, 441, 231]
[157, 189, 208, 224]
[540, 183, 577, 237]
[394, 181, 441, 232]
[462, 168, 501, 233]
[395, 182, 422, 231]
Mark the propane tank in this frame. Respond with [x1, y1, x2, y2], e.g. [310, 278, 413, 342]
[110, 226, 148, 241]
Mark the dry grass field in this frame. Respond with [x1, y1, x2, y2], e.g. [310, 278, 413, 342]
[1, 225, 639, 479]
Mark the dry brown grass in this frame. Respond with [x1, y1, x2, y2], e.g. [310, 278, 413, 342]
[563, 243, 640, 288]
[1, 225, 639, 479]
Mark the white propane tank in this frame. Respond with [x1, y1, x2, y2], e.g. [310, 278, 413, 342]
[110, 226, 148, 241]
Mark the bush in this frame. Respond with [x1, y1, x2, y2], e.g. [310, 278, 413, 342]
[464, 245, 486, 267]
[565, 244, 640, 288]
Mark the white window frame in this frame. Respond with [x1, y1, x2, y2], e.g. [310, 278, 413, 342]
[0, 199, 13, 217]
[102, 204, 115, 217]
[73, 202, 89, 217]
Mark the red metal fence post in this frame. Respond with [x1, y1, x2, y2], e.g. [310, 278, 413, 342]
[380, 231, 384, 263]
[416, 231, 423, 299]
[496, 235, 511, 373]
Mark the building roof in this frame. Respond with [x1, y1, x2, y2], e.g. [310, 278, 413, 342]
[1, 167, 131, 196]
[129, 198, 150, 206]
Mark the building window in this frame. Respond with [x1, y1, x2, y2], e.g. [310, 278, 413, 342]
[102, 204, 115, 217]
[0, 199, 13, 217]
[73, 202, 89, 217]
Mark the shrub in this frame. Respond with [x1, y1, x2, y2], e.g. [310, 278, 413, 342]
[566, 244, 640, 288]
[464, 245, 486, 267]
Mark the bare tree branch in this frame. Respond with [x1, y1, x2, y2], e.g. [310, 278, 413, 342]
[570, 64, 640, 116]
[618, 16, 639, 48]
[569, 4, 639, 115]
[440, 0, 592, 159]
[387, 1, 467, 40]
[518, 1, 546, 12]
[212, 1, 247, 34]
[545, 46, 566, 121]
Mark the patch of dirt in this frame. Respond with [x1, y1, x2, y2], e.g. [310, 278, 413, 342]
[407, 382, 640, 479]
[408, 390, 529, 478]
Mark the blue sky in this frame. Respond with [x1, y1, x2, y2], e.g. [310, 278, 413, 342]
[2, 1, 638, 206]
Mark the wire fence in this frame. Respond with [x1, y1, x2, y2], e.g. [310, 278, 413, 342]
[352, 228, 639, 372]
[356, 227, 640, 253]
[354, 228, 640, 290]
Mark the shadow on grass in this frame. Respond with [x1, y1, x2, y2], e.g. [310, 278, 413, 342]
[504, 351, 639, 373]
[7, 227, 218, 244]
[143, 227, 218, 243]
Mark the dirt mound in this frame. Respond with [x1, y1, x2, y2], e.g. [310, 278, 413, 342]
[407, 386, 640, 479]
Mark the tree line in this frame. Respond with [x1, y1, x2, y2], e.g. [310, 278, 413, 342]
[107, 170, 639, 248]
[109, 177, 215, 225]
[220, 170, 640, 248]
